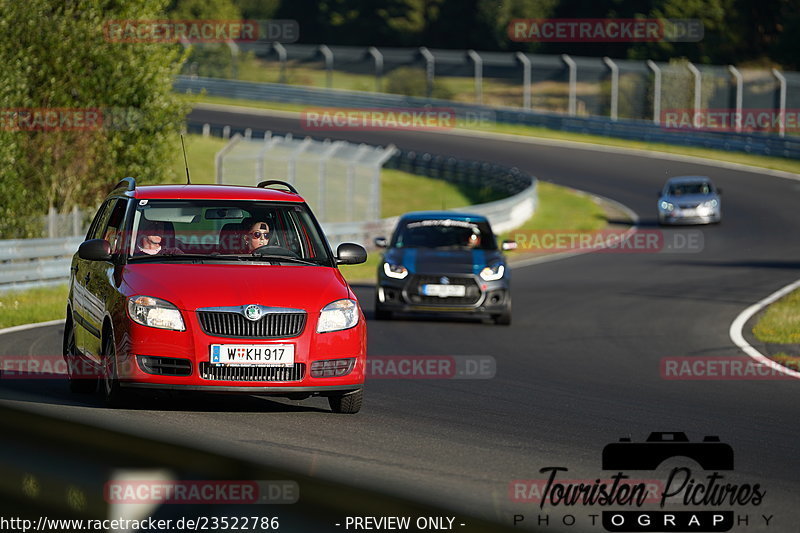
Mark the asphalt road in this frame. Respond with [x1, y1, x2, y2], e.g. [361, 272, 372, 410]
[2, 106, 799, 532]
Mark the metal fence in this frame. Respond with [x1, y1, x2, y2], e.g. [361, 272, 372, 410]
[322, 148, 537, 249]
[180, 44, 800, 137]
[181, 77, 800, 159]
[215, 132, 395, 223]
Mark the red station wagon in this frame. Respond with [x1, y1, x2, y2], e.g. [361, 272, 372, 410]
[63, 178, 368, 413]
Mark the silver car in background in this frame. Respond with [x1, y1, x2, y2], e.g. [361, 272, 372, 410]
[657, 176, 722, 225]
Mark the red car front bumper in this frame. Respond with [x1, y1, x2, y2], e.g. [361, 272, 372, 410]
[114, 312, 366, 394]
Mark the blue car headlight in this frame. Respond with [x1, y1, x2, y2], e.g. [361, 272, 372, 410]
[702, 199, 718, 208]
[383, 262, 409, 279]
[660, 201, 674, 212]
[479, 264, 505, 282]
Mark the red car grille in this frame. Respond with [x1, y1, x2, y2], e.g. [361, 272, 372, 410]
[197, 311, 306, 338]
[199, 362, 305, 382]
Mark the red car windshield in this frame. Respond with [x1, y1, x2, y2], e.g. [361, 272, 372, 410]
[126, 200, 333, 265]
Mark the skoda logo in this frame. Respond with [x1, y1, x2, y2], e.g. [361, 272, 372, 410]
[243, 305, 262, 321]
[440, 277, 450, 285]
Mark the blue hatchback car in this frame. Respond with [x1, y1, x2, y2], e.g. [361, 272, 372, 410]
[374, 212, 514, 325]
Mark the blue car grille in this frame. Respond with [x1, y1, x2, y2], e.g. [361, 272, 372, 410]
[406, 275, 482, 305]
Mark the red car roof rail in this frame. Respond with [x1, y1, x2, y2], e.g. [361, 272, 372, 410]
[256, 180, 298, 194]
[113, 176, 136, 192]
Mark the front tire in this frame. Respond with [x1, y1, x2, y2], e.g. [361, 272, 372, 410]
[328, 389, 363, 414]
[492, 311, 512, 326]
[374, 295, 392, 320]
[101, 334, 131, 408]
[492, 301, 512, 326]
[63, 319, 96, 393]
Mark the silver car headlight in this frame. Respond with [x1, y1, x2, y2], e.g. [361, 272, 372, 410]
[660, 201, 675, 212]
[317, 299, 359, 333]
[383, 262, 409, 279]
[127, 296, 185, 331]
[480, 264, 505, 281]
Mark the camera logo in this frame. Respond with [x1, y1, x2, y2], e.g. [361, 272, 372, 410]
[602, 432, 734, 471]
[512, 432, 767, 532]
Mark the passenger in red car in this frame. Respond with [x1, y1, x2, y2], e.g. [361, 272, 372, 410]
[243, 219, 272, 252]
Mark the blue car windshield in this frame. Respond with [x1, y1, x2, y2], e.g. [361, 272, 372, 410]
[393, 219, 497, 250]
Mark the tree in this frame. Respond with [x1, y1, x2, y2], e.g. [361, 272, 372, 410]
[0, 0, 188, 237]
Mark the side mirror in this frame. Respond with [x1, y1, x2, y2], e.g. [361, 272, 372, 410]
[501, 240, 518, 251]
[716, 187, 723, 195]
[657, 191, 663, 197]
[374, 237, 388, 248]
[337, 243, 367, 265]
[78, 239, 112, 261]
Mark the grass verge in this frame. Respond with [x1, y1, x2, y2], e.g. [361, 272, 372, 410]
[0, 285, 68, 330]
[769, 354, 800, 372]
[752, 289, 800, 344]
[186, 94, 800, 176]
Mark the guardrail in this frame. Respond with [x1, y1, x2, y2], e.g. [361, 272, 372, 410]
[322, 152, 537, 248]
[0, 237, 83, 293]
[176, 76, 800, 159]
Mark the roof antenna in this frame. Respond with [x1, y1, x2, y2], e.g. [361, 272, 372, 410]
[181, 134, 191, 184]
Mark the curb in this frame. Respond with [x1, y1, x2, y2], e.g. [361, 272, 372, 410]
[0, 318, 64, 337]
[729, 278, 800, 380]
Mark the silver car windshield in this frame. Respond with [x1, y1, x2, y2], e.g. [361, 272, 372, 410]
[668, 183, 714, 195]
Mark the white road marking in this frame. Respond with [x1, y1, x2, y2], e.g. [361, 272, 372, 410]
[729, 278, 800, 380]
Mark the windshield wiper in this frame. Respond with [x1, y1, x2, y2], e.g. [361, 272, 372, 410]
[253, 255, 322, 266]
[129, 253, 239, 262]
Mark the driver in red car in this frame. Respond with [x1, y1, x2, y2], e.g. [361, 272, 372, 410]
[135, 221, 183, 256]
